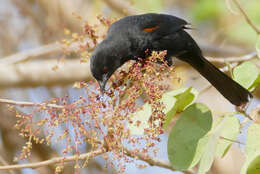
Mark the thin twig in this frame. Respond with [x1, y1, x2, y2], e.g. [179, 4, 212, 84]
[0, 41, 94, 65]
[232, 0, 260, 35]
[206, 51, 257, 63]
[220, 136, 244, 145]
[236, 106, 254, 120]
[0, 155, 16, 174]
[123, 147, 195, 174]
[0, 98, 64, 109]
[0, 42, 60, 65]
[0, 145, 195, 174]
[0, 143, 195, 174]
[0, 148, 107, 170]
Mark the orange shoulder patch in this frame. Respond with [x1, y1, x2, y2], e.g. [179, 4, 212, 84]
[143, 25, 159, 32]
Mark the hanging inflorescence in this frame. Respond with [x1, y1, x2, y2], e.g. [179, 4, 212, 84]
[9, 15, 176, 174]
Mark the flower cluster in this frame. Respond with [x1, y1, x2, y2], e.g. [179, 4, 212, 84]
[10, 15, 176, 174]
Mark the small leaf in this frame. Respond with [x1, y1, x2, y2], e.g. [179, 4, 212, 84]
[198, 134, 218, 174]
[198, 117, 230, 174]
[233, 61, 260, 91]
[215, 115, 240, 158]
[168, 103, 212, 170]
[128, 87, 198, 135]
[163, 87, 198, 129]
[189, 135, 210, 168]
[247, 155, 260, 174]
[245, 124, 260, 157]
[175, 87, 195, 112]
[127, 103, 152, 135]
[241, 123, 260, 174]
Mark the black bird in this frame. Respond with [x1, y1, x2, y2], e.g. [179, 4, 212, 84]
[90, 13, 252, 106]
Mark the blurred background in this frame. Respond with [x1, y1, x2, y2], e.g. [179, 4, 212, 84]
[0, 0, 259, 174]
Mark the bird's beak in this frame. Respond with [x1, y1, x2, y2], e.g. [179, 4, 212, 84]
[98, 80, 107, 95]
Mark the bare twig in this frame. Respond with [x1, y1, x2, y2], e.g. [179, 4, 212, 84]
[0, 147, 107, 170]
[103, 0, 143, 16]
[0, 143, 195, 174]
[232, 0, 260, 35]
[0, 98, 64, 109]
[236, 106, 254, 120]
[220, 136, 244, 145]
[123, 147, 195, 174]
[0, 42, 60, 65]
[0, 155, 15, 174]
[0, 41, 94, 65]
[206, 51, 257, 63]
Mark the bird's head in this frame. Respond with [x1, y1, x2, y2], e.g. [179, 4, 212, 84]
[90, 39, 123, 94]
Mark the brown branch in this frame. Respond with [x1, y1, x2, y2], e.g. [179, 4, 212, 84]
[0, 59, 93, 89]
[0, 144, 195, 174]
[0, 147, 107, 170]
[206, 51, 257, 63]
[232, 0, 260, 35]
[0, 155, 15, 174]
[103, 0, 143, 16]
[123, 147, 195, 174]
[0, 42, 61, 65]
[0, 41, 94, 65]
[0, 98, 64, 109]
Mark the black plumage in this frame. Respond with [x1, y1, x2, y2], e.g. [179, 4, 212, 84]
[90, 13, 252, 106]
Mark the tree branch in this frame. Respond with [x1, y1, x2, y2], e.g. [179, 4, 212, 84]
[0, 42, 61, 65]
[0, 147, 107, 170]
[123, 147, 195, 174]
[232, 0, 260, 35]
[0, 144, 195, 174]
[0, 59, 93, 88]
[0, 155, 15, 174]
[0, 51, 255, 89]
[0, 41, 94, 65]
[0, 98, 64, 109]
[206, 51, 256, 63]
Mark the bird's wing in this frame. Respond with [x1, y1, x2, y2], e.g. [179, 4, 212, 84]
[107, 13, 189, 40]
[139, 13, 189, 40]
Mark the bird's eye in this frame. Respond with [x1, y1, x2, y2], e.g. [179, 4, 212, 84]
[103, 67, 108, 73]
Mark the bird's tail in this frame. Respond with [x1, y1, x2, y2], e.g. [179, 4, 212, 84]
[183, 53, 252, 106]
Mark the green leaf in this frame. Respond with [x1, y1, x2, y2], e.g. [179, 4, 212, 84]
[198, 134, 218, 174]
[245, 124, 260, 157]
[128, 87, 198, 135]
[175, 88, 195, 112]
[215, 115, 240, 158]
[256, 35, 260, 59]
[233, 61, 260, 91]
[198, 117, 230, 174]
[241, 123, 260, 174]
[190, 135, 210, 168]
[168, 103, 212, 170]
[247, 155, 260, 174]
[163, 87, 198, 129]
[127, 103, 152, 135]
[196, 115, 239, 174]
